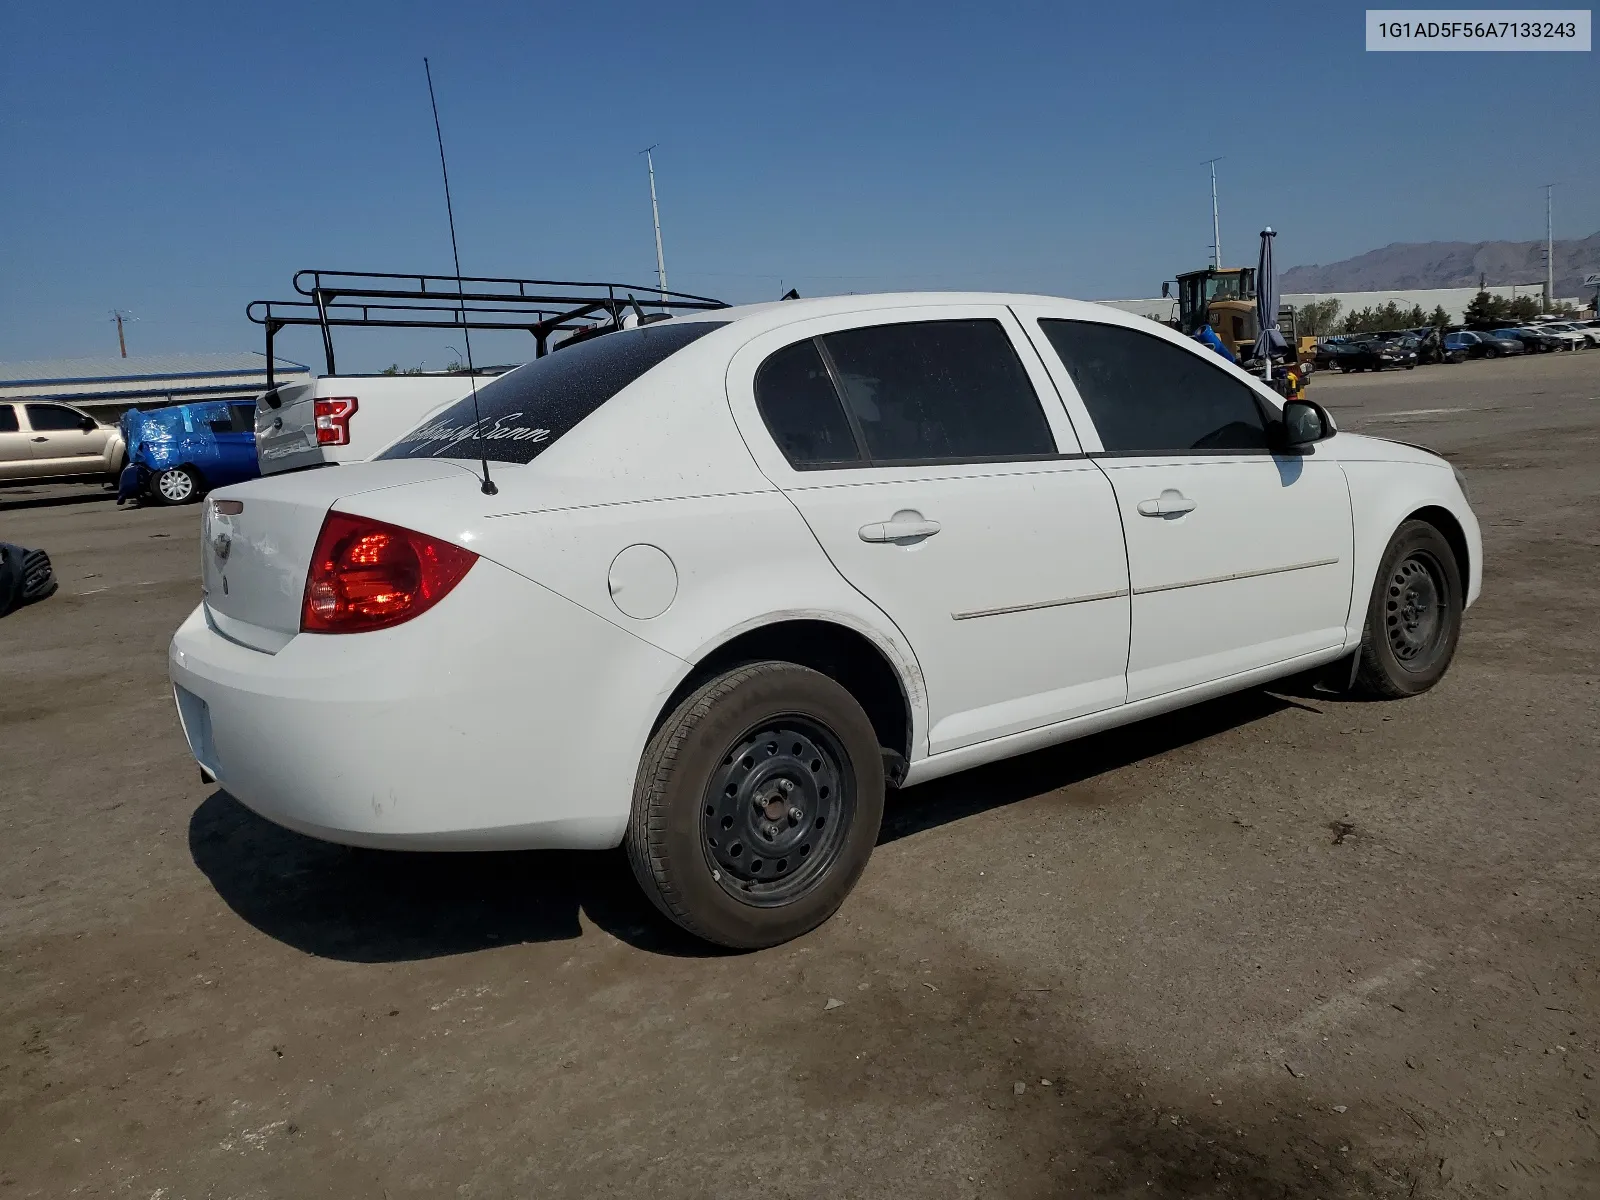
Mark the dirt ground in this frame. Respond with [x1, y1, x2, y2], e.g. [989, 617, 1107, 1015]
[2, 351, 1597, 1199]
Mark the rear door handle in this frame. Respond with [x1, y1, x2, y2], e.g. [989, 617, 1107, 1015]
[1136, 489, 1196, 518]
[859, 512, 942, 543]
[32, 436, 48, 442]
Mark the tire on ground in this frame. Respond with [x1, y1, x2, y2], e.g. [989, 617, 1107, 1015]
[1353, 518, 1464, 699]
[626, 661, 885, 950]
[150, 465, 200, 506]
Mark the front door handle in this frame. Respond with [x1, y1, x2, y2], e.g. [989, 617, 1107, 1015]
[1136, 489, 1197, 518]
[859, 511, 942, 543]
[32, 436, 48, 443]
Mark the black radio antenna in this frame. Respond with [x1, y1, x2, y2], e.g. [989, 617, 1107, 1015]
[423, 57, 496, 496]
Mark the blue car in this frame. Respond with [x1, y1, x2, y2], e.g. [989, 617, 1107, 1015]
[117, 399, 260, 505]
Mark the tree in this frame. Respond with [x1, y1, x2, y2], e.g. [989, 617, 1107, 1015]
[1339, 300, 1430, 335]
[1428, 305, 1451, 329]
[1547, 299, 1578, 318]
[1463, 290, 1507, 326]
[1297, 298, 1341, 335]
[1506, 296, 1541, 322]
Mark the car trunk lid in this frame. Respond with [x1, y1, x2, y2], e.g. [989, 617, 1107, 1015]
[200, 459, 476, 652]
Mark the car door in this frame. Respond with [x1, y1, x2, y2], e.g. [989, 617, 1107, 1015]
[202, 402, 260, 484]
[0, 404, 35, 478]
[24, 403, 109, 475]
[727, 305, 1131, 756]
[1017, 308, 1354, 703]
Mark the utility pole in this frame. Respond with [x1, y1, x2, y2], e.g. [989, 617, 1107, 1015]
[109, 310, 137, 357]
[640, 146, 668, 306]
[1202, 157, 1224, 269]
[1542, 183, 1554, 312]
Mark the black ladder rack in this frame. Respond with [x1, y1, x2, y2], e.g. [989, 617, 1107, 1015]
[247, 269, 729, 384]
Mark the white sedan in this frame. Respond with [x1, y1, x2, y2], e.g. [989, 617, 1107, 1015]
[1535, 321, 1592, 349]
[169, 293, 1481, 948]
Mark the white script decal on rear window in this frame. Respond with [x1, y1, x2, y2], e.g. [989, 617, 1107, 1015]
[401, 411, 553, 453]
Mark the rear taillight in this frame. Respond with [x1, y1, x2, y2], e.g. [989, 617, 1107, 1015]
[314, 396, 358, 446]
[301, 512, 477, 633]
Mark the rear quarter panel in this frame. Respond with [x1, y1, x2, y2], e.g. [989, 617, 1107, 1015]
[339, 483, 933, 775]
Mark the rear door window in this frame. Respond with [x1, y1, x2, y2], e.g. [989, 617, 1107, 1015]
[1039, 319, 1269, 454]
[25, 404, 87, 431]
[203, 404, 254, 434]
[380, 321, 725, 464]
[815, 319, 1056, 464]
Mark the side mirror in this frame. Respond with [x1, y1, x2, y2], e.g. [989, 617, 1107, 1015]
[1161, 281, 1171, 299]
[1281, 399, 1334, 449]
[80, 416, 98, 432]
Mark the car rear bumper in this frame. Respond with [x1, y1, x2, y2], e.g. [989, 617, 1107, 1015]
[168, 557, 687, 850]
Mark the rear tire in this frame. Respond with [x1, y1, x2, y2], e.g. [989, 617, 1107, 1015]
[1353, 520, 1464, 699]
[626, 662, 885, 950]
[150, 465, 200, 505]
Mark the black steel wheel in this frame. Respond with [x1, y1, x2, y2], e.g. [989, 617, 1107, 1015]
[627, 662, 885, 949]
[1354, 520, 1464, 698]
[1384, 553, 1447, 666]
[702, 718, 853, 906]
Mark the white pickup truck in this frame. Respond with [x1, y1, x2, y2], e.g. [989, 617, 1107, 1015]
[253, 371, 509, 474]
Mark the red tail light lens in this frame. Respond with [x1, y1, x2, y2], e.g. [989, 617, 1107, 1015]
[301, 512, 477, 633]
[314, 396, 358, 445]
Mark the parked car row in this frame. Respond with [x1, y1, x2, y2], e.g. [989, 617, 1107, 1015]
[1313, 317, 1598, 374]
[0, 395, 265, 504]
[1314, 337, 1420, 372]
[1314, 327, 1442, 372]
[1447, 330, 1526, 359]
[1528, 320, 1600, 349]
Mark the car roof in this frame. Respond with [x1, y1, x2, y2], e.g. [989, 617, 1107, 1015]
[672, 290, 1138, 332]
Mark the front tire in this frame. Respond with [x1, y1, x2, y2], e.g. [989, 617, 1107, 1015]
[1483, 347, 1498, 359]
[627, 662, 885, 949]
[1353, 520, 1464, 699]
[150, 465, 200, 505]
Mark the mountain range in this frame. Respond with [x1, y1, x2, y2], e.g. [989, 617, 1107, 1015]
[1281, 232, 1600, 297]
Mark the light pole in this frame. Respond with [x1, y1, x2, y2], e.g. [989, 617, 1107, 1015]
[1202, 158, 1224, 269]
[1542, 183, 1554, 312]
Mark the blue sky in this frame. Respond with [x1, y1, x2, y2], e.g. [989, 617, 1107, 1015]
[3, 1, 1595, 370]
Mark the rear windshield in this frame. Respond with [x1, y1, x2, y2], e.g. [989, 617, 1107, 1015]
[378, 321, 725, 465]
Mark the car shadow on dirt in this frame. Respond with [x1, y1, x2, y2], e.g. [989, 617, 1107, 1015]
[186, 792, 708, 961]
[190, 687, 1297, 966]
[0, 482, 123, 511]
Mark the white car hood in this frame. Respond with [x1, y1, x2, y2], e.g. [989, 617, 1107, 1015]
[1328, 432, 1450, 468]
